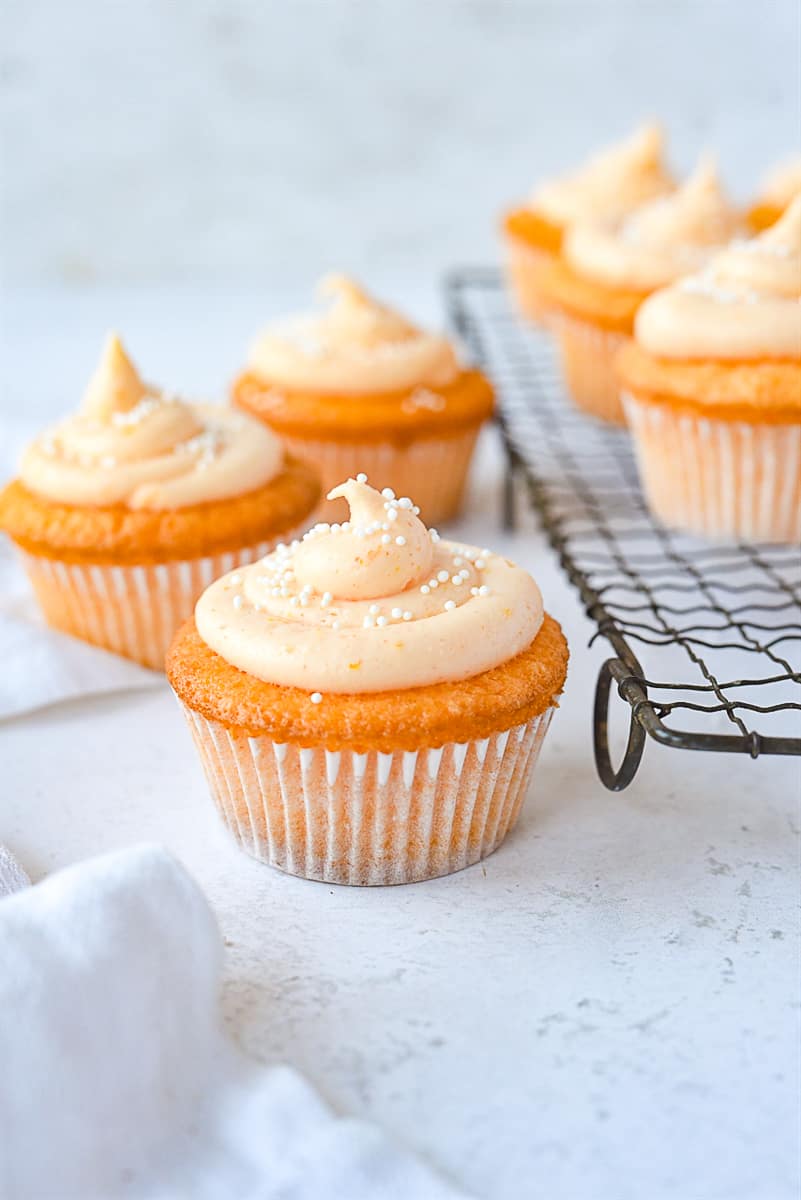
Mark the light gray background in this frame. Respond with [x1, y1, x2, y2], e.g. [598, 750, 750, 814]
[2, 0, 799, 292]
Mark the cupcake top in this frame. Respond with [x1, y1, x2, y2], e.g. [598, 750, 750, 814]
[754, 154, 801, 212]
[565, 159, 742, 291]
[20, 335, 284, 510]
[247, 276, 459, 395]
[195, 477, 543, 694]
[635, 195, 801, 360]
[530, 123, 673, 226]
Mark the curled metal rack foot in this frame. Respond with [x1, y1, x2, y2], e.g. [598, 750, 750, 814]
[446, 269, 801, 790]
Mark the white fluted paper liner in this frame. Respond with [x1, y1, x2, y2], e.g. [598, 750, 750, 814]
[623, 392, 801, 543]
[552, 312, 629, 424]
[180, 705, 555, 885]
[277, 427, 480, 525]
[19, 532, 302, 672]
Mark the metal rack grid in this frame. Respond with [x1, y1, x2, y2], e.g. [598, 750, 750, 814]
[446, 269, 801, 790]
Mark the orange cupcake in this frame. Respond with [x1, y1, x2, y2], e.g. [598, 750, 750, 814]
[167, 477, 568, 885]
[618, 198, 801, 543]
[232, 276, 494, 525]
[747, 154, 801, 233]
[0, 335, 320, 669]
[501, 123, 673, 322]
[539, 160, 743, 422]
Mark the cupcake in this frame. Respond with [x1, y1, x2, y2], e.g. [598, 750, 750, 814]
[231, 276, 494, 525]
[501, 123, 673, 322]
[618, 197, 801, 543]
[167, 477, 568, 885]
[539, 160, 743, 422]
[747, 154, 801, 233]
[0, 335, 320, 669]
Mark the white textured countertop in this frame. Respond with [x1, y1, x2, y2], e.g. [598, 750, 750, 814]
[1, 288, 799, 1200]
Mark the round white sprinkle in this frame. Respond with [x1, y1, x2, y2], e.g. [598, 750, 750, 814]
[356, 472, 368, 483]
[470, 587, 479, 596]
[395, 536, 406, 546]
[387, 509, 398, 522]
[232, 594, 243, 609]
[437, 570, 449, 583]
[475, 559, 486, 570]
[478, 585, 490, 596]
[321, 591, 332, 607]
[453, 557, 464, 567]
[369, 603, 380, 615]
[290, 597, 299, 607]
[398, 497, 413, 509]
[452, 575, 463, 585]
[430, 529, 440, 542]
[381, 534, 392, 545]
[310, 692, 323, 704]
[413, 506, 420, 515]
[444, 600, 456, 611]
[363, 615, 375, 628]
[391, 607, 403, 619]
[381, 487, 395, 500]
[402, 611, 412, 621]
[429, 579, 439, 589]
[376, 615, 388, 627]
[231, 573, 242, 584]
[421, 585, 430, 594]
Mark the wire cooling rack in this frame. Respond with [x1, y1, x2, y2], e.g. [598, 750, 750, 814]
[446, 268, 801, 790]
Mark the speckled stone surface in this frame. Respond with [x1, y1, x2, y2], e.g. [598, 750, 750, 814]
[2, 290, 799, 1200]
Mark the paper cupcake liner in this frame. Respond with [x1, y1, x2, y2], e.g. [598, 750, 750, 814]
[551, 313, 629, 424]
[178, 705, 555, 885]
[623, 392, 801, 543]
[277, 427, 480, 525]
[19, 533, 300, 671]
[504, 237, 555, 323]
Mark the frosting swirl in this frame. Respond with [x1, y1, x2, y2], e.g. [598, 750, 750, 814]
[247, 275, 458, 395]
[635, 195, 801, 360]
[531, 123, 673, 226]
[566, 159, 742, 291]
[195, 478, 544, 694]
[755, 154, 801, 210]
[20, 335, 284, 509]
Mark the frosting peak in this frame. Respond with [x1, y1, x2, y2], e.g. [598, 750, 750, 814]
[21, 338, 284, 510]
[756, 154, 801, 210]
[195, 477, 544, 694]
[292, 479, 433, 600]
[566, 157, 741, 291]
[532, 123, 673, 225]
[635, 195, 801, 360]
[247, 276, 459, 395]
[82, 333, 150, 420]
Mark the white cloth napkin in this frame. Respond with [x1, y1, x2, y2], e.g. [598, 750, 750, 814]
[0, 844, 469, 1200]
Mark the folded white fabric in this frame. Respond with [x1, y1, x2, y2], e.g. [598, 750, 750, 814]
[0, 845, 469, 1200]
[0, 542, 161, 720]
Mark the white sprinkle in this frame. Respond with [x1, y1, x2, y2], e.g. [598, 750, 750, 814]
[437, 570, 449, 583]
[381, 534, 392, 545]
[475, 559, 486, 570]
[478, 585, 490, 596]
[397, 497, 413, 509]
[356, 472, 368, 483]
[232, 594, 243, 609]
[429, 579, 439, 589]
[331, 523, 341, 533]
[413, 506, 420, 515]
[310, 692, 323, 704]
[321, 591, 332, 607]
[363, 615, 375, 629]
[453, 557, 464, 567]
[444, 600, 456, 611]
[391, 607, 403, 619]
[369, 603, 380, 615]
[376, 615, 388, 627]
[395, 536, 407, 546]
[387, 509, 398, 522]
[402, 611, 412, 621]
[299, 595, 309, 606]
[452, 575, 463, 585]
[381, 487, 396, 500]
[290, 597, 299, 607]
[421, 585, 430, 594]
[231, 573, 242, 585]
[430, 529, 440, 542]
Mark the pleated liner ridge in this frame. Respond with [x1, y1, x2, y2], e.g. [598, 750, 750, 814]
[180, 705, 555, 885]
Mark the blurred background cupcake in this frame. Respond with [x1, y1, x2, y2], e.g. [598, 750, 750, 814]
[0, 335, 320, 668]
[232, 276, 494, 524]
[747, 153, 801, 232]
[618, 197, 801, 542]
[538, 159, 743, 422]
[168, 476, 568, 885]
[501, 123, 674, 322]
